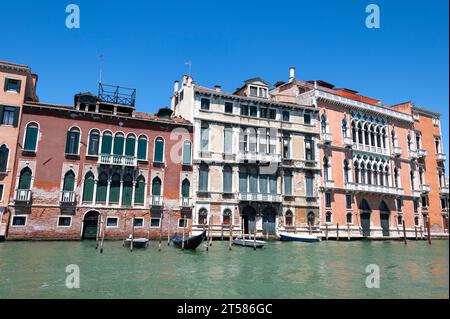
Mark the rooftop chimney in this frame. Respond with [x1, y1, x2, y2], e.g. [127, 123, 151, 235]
[289, 67, 295, 82]
[215, 85, 222, 92]
[174, 80, 179, 93]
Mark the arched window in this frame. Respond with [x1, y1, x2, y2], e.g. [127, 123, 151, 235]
[154, 137, 164, 162]
[381, 128, 387, 148]
[370, 126, 376, 146]
[385, 166, 390, 186]
[101, 131, 113, 155]
[65, 127, 80, 155]
[137, 135, 148, 160]
[63, 171, 75, 192]
[122, 174, 133, 206]
[379, 164, 384, 186]
[391, 130, 397, 147]
[323, 156, 330, 181]
[284, 171, 292, 195]
[307, 211, 315, 226]
[346, 212, 353, 224]
[321, 114, 327, 134]
[18, 167, 32, 190]
[343, 160, 350, 183]
[0, 144, 9, 173]
[181, 179, 190, 198]
[351, 121, 357, 143]
[394, 168, 400, 188]
[198, 208, 208, 225]
[24, 122, 39, 152]
[360, 162, 366, 184]
[373, 163, 378, 185]
[285, 211, 293, 226]
[82, 172, 95, 203]
[342, 118, 347, 138]
[357, 123, 363, 144]
[113, 133, 125, 156]
[223, 209, 232, 225]
[325, 211, 332, 223]
[96, 172, 108, 203]
[109, 173, 121, 203]
[87, 130, 100, 156]
[363, 124, 369, 145]
[354, 160, 360, 183]
[183, 141, 192, 165]
[199, 163, 209, 192]
[152, 177, 162, 196]
[134, 175, 146, 205]
[366, 162, 372, 184]
[125, 134, 136, 157]
[248, 128, 257, 153]
[410, 170, 415, 190]
[223, 165, 232, 193]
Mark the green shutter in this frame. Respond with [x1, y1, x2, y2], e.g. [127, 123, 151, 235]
[101, 134, 112, 154]
[122, 177, 133, 206]
[19, 168, 32, 189]
[113, 136, 124, 155]
[74, 131, 80, 154]
[125, 137, 136, 156]
[16, 80, 21, 93]
[96, 176, 108, 203]
[0, 145, 9, 172]
[0, 105, 4, 124]
[109, 174, 120, 203]
[82, 174, 94, 202]
[24, 126, 38, 151]
[154, 140, 164, 162]
[65, 131, 71, 154]
[63, 172, 75, 191]
[182, 180, 190, 197]
[183, 142, 191, 165]
[137, 138, 147, 160]
[152, 178, 161, 196]
[12, 107, 20, 127]
[134, 177, 145, 204]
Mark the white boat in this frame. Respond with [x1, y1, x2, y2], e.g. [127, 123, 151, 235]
[278, 231, 321, 243]
[233, 235, 266, 248]
[123, 237, 149, 248]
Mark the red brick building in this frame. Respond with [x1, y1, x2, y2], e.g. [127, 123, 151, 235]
[5, 84, 193, 240]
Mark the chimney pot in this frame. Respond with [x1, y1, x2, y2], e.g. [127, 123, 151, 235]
[174, 80, 179, 93]
[215, 85, 221, 92]
[289, 66, 295, 82]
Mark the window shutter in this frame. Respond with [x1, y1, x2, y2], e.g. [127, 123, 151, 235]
[65, 131, 71, 154]
[137, 138, 147, 160]
[82, 174, 94, 202]
[183, 142, 191, 165]
[24, 126, 38, 151]
[249, 174, 258, 193]
[223, 170, 231, 193]
[113, 136, 124, 155]
[125, 137, 135, 156]
[0, 105, 4, 124]
[109, 176, 121, 203]
[270, 176, 277, 194]
[74, 131, 80, 154]
[12, 107, 20, 127]
[63, 172, 75, 191]
[3, 79, 8, 92]
[154, 140, 164, 162]
[0, 146, 8, 172]
[101, 135, 112, 154]
[182, 180, 190, 197]
[152, 178, 161, 196]
[16, 80, 21, 93]
[259, 175, 267, 194]
[239, 173, 247, 192]
[96, 177, 108, 203]
[134, 178, 145, 204]
[19, 169, 32, 189]
[121, 179, 133, 206]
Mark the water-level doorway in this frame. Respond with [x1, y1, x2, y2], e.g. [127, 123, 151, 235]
[242, 206, 256, 235]
[379, 201, 391, 237]
[82, 211, 99, 239]
[262, 207, 276, 235]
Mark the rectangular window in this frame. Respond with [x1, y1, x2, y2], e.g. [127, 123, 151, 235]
[260, 108, 267, 119]
[421, 195, 428, 208]
[239, 173, 247, 192]
[413, 200, 418, 213]
[88, 134, 100, 155]
[199, 169, 208, 192]
[284, 175, 292, 195]
[223, 170, 232, 193]
[397, 199, 403, 212]
[106, 217, 118, 227]
[240, 104, 249, 116]
[441, 197, 448, 210]
[250, 105, 258, 117]
[1, 106, 16, 125]
[269, 175, 277, 194]
[397, 215, 403, 225]
[259, 175, 267, 193]
[224, 128, 232, 154]
[306, 175, 313, 197]
[325, 192, 331, 207]
[0, 184, 4, 201]
[249, 86, 258, 97]
[58, 216, 72, 227]
[150, 218, 161, 228]
[133, 218, 144, 228]
[12, 216, 26, 226]
[282, 111, 290, 122]
[305, 137, 315, 161]
[249, 174, 258, 193]
[4, 78, 21, 93]
[346, 194, 352, 209]
[224, 102, 233, 114]
[200, 98, 210, 111]
[65, 130, 80, 155]
[269, 109, 276, 120]
[304, 112, 311, 125]
[183, 142, 192, 165]
[178, 218, 187, 228]
[200, 124, 209, 152]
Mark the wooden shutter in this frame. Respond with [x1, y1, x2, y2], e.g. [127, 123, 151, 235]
[134, 177, 145, 204]
[183, 142, 191, 165]
[19, 169, 32, 189]
[12, 107, 20, 127]
[82, 174, 94, 202]
[24, 126, 38, 151]
[63, 172, 75, 191]
[125, 137, 135, 156]
[65, 131, 71, 154]
[109, 174, 120, 203]
[137, 138, 147, 160]
[101, 134, 112, 154]
[0, 105, 4, 124]
[121, 176, 133, 206]
[0, 145, 8, 172]
[113, 135, 124, 155]
[154, 139, 164, 162]
[152, 178, 161, 196]
[96, 175, 108, 203]
[181, 180, 190, 197]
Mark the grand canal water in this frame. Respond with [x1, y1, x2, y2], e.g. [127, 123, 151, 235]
[0, 240, 448, 299]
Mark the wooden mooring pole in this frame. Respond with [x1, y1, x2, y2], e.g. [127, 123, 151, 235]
[167, 214, 171, 246]
[253, 220, 257, 251]
[402, 220, 407, 245]
[347, 223, 350, 241]
[420, 225, 423, 240]
[181, 218, 186, 250]
[209, 216, 213, 247]
[158, 213, 163, 252]
[242, 218, 246, 247]
[95, 215, 101, 250]
[414, 226, 418, 240]
[100, 214, 106, 253]
[336, 223, 339, 241]
[130, 217, 134, 252]
[325, 223, 329, 240]
[229, 225, 233, 251]
[426, 216, 432, 245]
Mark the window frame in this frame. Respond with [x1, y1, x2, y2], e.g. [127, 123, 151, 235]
[106, 217, 119, 228]
[200, 98, 211, 111]
[23, 122, 40, 153]
[11, 215, 27, 227]
[150, 218, 161, 228]
[133, 217, 144, 228]
[224, 101, 233, 114]
[153, 137, 165, 163]
[4, 78, 21, 93]
[57, 216, 72, 228]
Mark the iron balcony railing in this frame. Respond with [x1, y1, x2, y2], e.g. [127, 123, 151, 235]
[14, 189, 32, 202]
[238, 193, 282, 202]
[98, 83, 136, 107]
[150, 195, 163, 207]
[60, 191, 76, 203]
[98, 154, 137, 167]
[180, 197, 192, 208]
[322, 133, 333, 143]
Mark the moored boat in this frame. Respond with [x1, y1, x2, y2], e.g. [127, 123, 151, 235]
[172, 230, 206, 250]
[233, 235, 266, 248]
[278, 231, 321, 243]
[123, 237, 149, 248]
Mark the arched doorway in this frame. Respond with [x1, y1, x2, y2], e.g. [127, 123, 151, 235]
[359, 199, 371, 237]
[307, 211, 315, 227]
[262, 206, 276, 235]
[82, 211, 99, 239]
[379, 201, 391, 237]
[242, 206, 256, 235]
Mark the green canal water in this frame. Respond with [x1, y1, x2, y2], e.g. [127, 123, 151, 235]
[0, 240, 448, 299]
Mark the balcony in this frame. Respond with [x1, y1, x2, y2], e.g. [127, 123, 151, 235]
[150, 195, 163, 207]
[343, 137, 353, 147]
[180, 197, 192, 208]
[393, 147, 402, 157]
[409, 150, 418, 160]
[412, 190, 422, 197]
[344, 183, 404, 196]
[238, 193, 282, 203]
[322, 133, 333, 144]
[237, 152, 281, 163]
[417, 149, 427, 158]
[440, 186, 449, 195]
[353, 143, 389, 156]
[323, 180, 335, 189]
[98, 154, 137, 167]
[437, 153, 447, 162]
[60, 191, 76, 204]
[14, 189, 32, 203]
[419, 184, 431, 193]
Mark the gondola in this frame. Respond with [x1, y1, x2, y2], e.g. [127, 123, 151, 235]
[172, 230, 206, 250]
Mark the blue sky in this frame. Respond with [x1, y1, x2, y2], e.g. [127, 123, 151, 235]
[1, 0, 448, 168]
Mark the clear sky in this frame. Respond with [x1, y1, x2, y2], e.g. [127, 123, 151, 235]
[1, 0, 448, 169]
